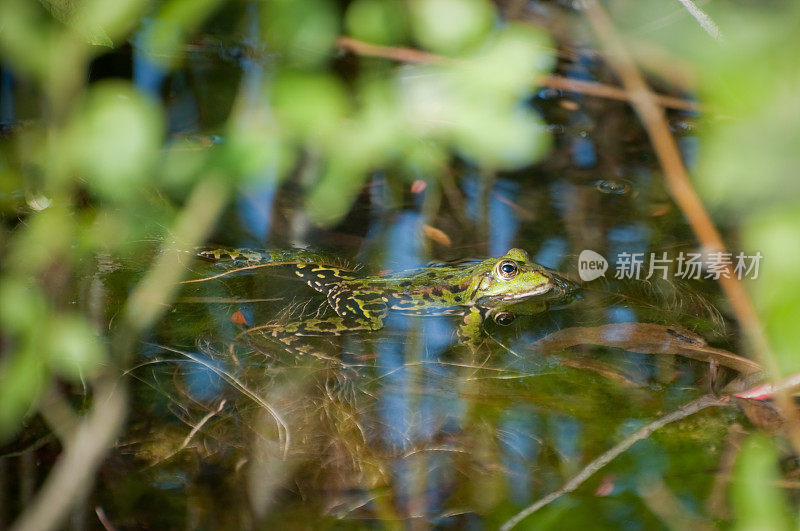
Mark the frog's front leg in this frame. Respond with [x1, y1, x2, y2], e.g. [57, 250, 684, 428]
[458, 307, 486, 347]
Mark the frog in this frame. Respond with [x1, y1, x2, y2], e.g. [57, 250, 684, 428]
[194, 247, 575, 348]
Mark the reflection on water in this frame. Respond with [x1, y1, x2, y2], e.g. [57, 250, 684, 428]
[2, 14, 748, 529]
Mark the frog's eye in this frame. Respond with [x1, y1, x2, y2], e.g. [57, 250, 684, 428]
[496, 260, 518, 280]
[493, 311, 516, 326]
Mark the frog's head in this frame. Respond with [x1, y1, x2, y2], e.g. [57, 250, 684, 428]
[470, 248, 566, 307]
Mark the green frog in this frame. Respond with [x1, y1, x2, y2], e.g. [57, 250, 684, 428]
[195, 247, 575, 347]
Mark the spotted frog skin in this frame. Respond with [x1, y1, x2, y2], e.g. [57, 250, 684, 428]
[197, 248, 573, 344]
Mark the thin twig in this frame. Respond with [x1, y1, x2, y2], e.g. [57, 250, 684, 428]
[338, 36, 448, 64]
[159, 399, 227, 463]
[540, 74, 700, 112]
[94, 506, 117, 531]
[579, 0, 800, 455]
[174, 296, 282, 304]
[180, 261, 309, 283]
[500, 394, 729, 530]
[336, 36, 701, 112]
[675, 0, 724, 41]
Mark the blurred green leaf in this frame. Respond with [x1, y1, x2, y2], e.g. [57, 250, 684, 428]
[38, 0, 113, 46]
[463, 24, 555, 99]
[6, 207, 75, 274]
[305, 159, 366, 226]
[0, 348, 47, 437]
[399, 23, 553, 171]
[161, 137, 213, 192]
[346, 78, 403, 162]
[409, 0, 493, 55]
[697, 107, 800, 213]
[345, 0, 408, 46]
[262, 0, 339, 68]
[71, 81, 164, 201]
[47, 313, 106, 379]
[0, 0, 58, 80]
[77, 0, 153, 46]
[273, 71, 349, 143]
[223, 128, 294, 184]
[692, 9, 800, 215]
[731, 433, 789, 531]
[0, 280, 49, 334]
[452, 105, 550, 169]
[744, 208, 800, 374]
[399, 63, 460, 137]
[143, 0, 223, 68]
[401, 140, 447, 176]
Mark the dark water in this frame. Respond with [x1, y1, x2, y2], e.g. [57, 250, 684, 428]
[3, 15, 756, 531]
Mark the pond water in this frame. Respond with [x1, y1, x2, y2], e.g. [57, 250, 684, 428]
[100, 62, 745, 531]
[1, 9, 764, 531]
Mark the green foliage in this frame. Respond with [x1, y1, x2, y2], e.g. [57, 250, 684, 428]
[70, 82, 164, 201]
[262, 0, 340, 68]
[0, 278, 105, 434]
[46, 313, 106, 379]
[345, 0, 408, 46]
[0, 0, 64, 80]
[409, 0, 493, 55]
[144, 0, 223, 68]
[731, 433, 790, 531]
[283, 18, 554, 223]
[272, 71, 349, 143]
[0, 342, 47, 433]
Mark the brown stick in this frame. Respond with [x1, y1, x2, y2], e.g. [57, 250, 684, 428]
[338, 36, 447, 64]
[539, 74, 700, 112]
[579, 0, 800, 454]
[336, 36, 701, 112]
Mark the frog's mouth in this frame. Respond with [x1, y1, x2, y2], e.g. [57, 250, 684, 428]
[474, 282, 553, 307]
[498, 282, 553, 301]
[495, 274, 577, 303]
